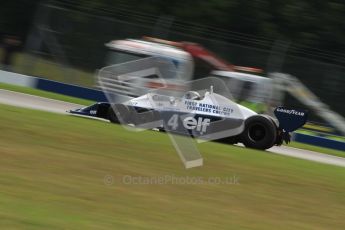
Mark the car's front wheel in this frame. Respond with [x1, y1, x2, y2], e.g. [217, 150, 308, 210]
[240, 115, 277, 150]
[108, 106, 120, 123]
[108, 104, 134, 124]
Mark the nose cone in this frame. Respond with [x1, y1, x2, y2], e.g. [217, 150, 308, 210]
[68, 108, 82, 114]
[68, 103, 99, 116]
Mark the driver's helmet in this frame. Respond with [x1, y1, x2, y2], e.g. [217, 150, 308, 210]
[183, 91, 201, 100]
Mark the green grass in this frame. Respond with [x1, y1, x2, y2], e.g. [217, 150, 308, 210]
[0, 82, 94, 106]
[0, 49, 95, 87]
[1, 103, 345, 229]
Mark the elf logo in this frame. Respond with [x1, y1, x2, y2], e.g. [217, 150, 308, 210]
[167, 114, 210, 133]
[183, 117, 211, 132]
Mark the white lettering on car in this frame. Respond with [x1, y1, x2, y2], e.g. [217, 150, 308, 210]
[167, 115, 211, 133]
[277, 108, 304, 116]
[183, 117, 210, 132]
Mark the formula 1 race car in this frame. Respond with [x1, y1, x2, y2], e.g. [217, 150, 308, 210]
[69, 88, 308, 150]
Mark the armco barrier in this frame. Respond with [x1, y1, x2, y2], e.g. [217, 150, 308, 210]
[0, 70, 37, 88]
[1, 70, 344, 152]
[36, 78, 107, 101]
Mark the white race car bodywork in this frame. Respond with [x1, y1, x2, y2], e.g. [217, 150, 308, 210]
[126, 91, 256, 119]
[70, 89, 307, 150]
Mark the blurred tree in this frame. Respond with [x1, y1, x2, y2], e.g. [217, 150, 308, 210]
[0, 0, 40, 39]
[119, 0, 345, 60]
[0, 0, 344, 63]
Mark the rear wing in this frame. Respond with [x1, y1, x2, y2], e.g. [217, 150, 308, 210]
[274, 106, 308, 143]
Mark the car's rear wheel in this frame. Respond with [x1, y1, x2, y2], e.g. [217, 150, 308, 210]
[240, 115, 277, 150]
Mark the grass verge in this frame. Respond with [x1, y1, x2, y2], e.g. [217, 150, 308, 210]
[0, 49, 95, 87]
[1, 103, 345, 229]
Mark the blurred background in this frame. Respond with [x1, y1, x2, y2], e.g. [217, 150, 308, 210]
[1, 0, 345, 134]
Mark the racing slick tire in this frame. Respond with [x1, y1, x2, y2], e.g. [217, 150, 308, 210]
[240, 115, 277, 150]
[108, 105, 120, 123]
[108, 104, 134, 124]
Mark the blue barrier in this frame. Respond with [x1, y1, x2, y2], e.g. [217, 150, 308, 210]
[36, 78, 108, 102]
[293, 133, 345, 151]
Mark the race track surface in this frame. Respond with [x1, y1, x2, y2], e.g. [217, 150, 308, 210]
[269, 145, 345, 167]
[0, 89, 82, 113]
[1, 89, 345, 168]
